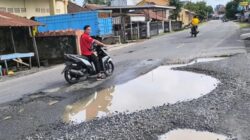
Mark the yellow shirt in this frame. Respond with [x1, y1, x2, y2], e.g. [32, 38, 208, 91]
[192, 18, 200, 26]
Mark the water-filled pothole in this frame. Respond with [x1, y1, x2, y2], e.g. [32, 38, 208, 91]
[63, 58, 224, 124]
[158, 129, 229, 140]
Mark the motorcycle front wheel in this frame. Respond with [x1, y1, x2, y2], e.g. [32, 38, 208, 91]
[104, 61, 114, 76]
[64, 67, 80, 84]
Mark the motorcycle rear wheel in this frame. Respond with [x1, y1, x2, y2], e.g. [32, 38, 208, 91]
[64, 67, 80, 84]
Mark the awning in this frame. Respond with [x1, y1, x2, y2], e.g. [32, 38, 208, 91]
[0, 11, 42, 27]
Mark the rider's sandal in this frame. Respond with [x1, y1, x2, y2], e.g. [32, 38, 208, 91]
[96, 74, 105, 81]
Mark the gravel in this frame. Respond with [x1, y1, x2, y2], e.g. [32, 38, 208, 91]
[23, 54, 250, 140]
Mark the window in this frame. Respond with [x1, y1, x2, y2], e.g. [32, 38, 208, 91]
[35, 8, 40, 13]
[56, 9, 60, 13]
[7, 8, 13, 13]
[14, 8, 20, 13]
[46, 8, 50, 13]
[0, 7, 6, 12]
[41, 8, 45, 13]
[21, 8, 26, 13]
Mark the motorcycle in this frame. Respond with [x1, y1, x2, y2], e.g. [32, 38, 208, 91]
[62, 45, 114, 84]
[191, 25, 199, 37]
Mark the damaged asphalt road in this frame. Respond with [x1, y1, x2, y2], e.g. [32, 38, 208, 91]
[21, 54, 250, 140]
[0, 21, 249, 139]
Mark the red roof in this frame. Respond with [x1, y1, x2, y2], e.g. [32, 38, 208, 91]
[83, 4, 105, 10]
[67, 1, 89, 13]
[0, 11, 42, 27]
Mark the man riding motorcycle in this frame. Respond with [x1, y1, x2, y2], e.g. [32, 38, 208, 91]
[191, 15, 200, 33]
[80, 25, 108, 80]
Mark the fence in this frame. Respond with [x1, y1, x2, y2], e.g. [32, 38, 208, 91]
[139, 22, 147, 39]
[113, 20, 183, 41]
[171, 21, 183, 31]
[164, 21, 182, 32]
[150, 22, 160, 37]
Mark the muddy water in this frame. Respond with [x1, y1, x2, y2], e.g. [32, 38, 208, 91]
[63, 58, 224, 124]
[158, 129, 228, 140]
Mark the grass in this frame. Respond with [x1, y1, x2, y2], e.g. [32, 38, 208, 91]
[238, 22, 250, 28]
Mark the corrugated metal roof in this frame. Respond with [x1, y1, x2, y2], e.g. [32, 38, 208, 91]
[137, 0, 170, 6]
[0, 11, 42, 27]
[99, 5, 175, 10]
[83, 4, 106, 10]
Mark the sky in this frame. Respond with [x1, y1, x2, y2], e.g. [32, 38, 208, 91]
[73, 0, 231, 8]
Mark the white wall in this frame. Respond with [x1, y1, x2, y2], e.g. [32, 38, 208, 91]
[127, 0, 141, 5]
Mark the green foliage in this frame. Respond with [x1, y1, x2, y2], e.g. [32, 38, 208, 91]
[225, 0, 240, 19]
[170, 0, 183, 20]
[184, 1, 214, 20]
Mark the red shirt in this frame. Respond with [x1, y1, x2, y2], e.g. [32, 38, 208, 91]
[80, 33, 94, 56]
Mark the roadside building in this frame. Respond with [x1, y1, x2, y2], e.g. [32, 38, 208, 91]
[99, 5, 175, 42]
[0, 0, 68, 18]
[215, 4, 225, 15]
[137, 0, 170, 6]
[67, 1, 88, 13]
[178, 8, 195, 27]
[0, 11, 42, 72]
[137, 0, 171, 21]
[111, 0, 128, 6]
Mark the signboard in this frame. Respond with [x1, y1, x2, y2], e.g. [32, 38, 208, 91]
[130, 16, 146, 22]
[240, 2, 248, 6]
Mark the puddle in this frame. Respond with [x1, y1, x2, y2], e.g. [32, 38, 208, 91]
[63, 58, 222, 124]
[158, 129, 229, 140]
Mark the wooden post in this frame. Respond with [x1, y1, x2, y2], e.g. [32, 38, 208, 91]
[10, 27, 16, 53]
[120, 8, 126, 43]
[155, 9, 159, 35]
[137, 22, 140, 39]
[29, 57, 32, 69]
[162, 9, 165, 32]
[29, 27, 40, 67]
[169, 20, 172, 32]
[147, 21, 151, 38]
[4, 60, 8, 72]
[130, 20, 133, 40]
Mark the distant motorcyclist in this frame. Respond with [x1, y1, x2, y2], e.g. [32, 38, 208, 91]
[191, 15, 200, 32]
[80, 25, 108, 80]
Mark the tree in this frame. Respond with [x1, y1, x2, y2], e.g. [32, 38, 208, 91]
[184, 1, 214, 20]
[170, 0, 183, 20]
[225, 0, 240, 19]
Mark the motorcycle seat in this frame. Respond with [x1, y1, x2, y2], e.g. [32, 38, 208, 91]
[77, 55, 89, 61]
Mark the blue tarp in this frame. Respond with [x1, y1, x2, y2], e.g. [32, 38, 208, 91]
[35, 11, 113, 37]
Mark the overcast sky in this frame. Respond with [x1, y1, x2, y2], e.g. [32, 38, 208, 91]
[73, 0, 230, 8]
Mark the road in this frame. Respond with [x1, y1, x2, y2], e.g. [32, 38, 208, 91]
[0, 20, 245, 104]
[0, 20, 248, 139]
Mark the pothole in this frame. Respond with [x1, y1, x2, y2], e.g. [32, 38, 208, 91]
[63, 57, 224, 124]
[158, 129, 231, 140]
